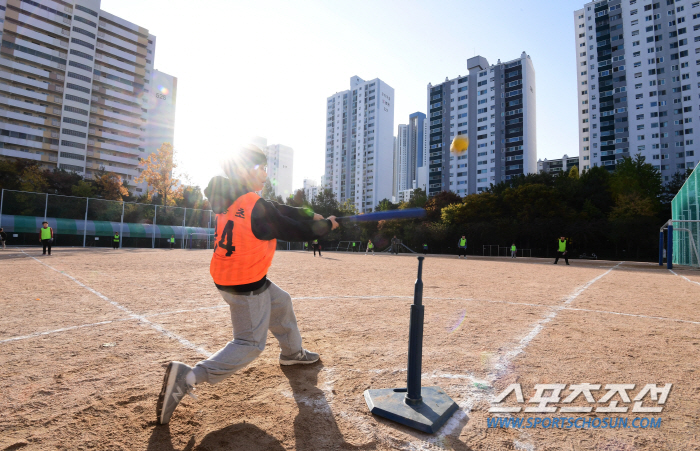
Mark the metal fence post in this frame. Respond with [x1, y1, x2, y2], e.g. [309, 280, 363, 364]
[83, 197, 89, 248]
[182, 207, 186, 249]
[208, 210, 212, 250]
[120, 201, 124, 249]
[44, 193, 48, 221]
[152, 205, 157, 249]
[0, 189, 4, 228]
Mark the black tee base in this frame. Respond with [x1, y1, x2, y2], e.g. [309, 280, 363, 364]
[363, 386, 458, 434]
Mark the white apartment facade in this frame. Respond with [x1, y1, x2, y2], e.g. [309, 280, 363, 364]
[427, 53, 537, 197]
[538, 154, 581, 173]
[0, 0, 176, 194]
[575, 0, 698, 178]
[303, 178, 319, 202]
[265, 143, 293, 199]
[324, 76, 394, 213]
[395, 123, 408, 193]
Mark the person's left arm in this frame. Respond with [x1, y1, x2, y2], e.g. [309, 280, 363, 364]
[269, 201, 323, 221]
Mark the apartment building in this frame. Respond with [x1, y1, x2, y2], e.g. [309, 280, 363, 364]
[0, 0, 176, 194]
[303, 178, 319, 202]
[393, 112, 427, 198]
[426, 53, 537, 197]
[324, 76, 394, 213]
[575, 0, 698, 179]
[394, 123, 408, 193]
[265, 143, 293, 199]
[538, 154, 581, 174]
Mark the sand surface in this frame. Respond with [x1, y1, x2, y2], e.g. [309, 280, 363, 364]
[1, 248, 699, 450]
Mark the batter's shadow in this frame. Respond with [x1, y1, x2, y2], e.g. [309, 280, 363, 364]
[280, 362, 376, 451]
[145, 422, 286, 451]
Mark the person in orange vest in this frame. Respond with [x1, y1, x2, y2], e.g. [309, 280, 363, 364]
[157, 144, 339, 425]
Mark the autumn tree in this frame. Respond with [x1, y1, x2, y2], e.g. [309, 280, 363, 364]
[93, 167, 129, 200]
[136, 142, 184, 206]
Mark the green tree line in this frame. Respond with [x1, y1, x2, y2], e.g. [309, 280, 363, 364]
[279, 157, 692, 261]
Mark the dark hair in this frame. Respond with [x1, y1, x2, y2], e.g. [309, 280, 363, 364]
[221, 144, 267, 179]
[42, 221, 48, 225]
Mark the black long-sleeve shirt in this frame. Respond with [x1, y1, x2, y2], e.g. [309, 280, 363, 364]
[251, 198, 332, 241]
[215, 195, 332, 294]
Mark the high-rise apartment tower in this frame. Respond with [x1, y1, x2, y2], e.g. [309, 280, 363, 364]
[324, 76, 394, 213]
[575, 0, 698, 176]
[427, 53, 537, 196]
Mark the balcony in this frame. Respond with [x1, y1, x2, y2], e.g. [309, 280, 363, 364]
[90, 106, 142, 125]
[97, 20, 147, 48]
[90, 129, 141, 145]
[87, 139, 139, 154]
[93, 52, 140, 76]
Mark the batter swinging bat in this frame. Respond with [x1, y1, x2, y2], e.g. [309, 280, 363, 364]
[335, 208, 426, 223]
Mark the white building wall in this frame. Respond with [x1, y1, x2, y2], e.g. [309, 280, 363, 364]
[266, 144, 294, 199]
[576, 0, 699, 178]
[324, 76, 394, 212]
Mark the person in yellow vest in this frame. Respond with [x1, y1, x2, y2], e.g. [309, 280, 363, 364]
[352, 241, 357, 252]
[312, 238, 322, 257]
[170, 235, 175, 249]
[157, 145, 338, 424]
[511, 243, 517, 258]
[457, 235, 467, 259]
[113, 232, 120, 250]
[366, 239, 374, 255]
[39, 221, 53, 256]
[423, 243, 428, 255]
[554, 236, 570, 265]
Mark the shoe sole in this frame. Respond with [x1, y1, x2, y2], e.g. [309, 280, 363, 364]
[279, 357, 319, 366]
[156, 362, 176, 424]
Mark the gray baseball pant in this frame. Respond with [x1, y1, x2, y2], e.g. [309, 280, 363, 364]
[191, 281, 303, 385]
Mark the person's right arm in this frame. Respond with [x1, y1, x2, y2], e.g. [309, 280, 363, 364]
[251, 198, 338, 241]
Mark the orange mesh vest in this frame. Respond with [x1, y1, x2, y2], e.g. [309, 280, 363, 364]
[210, 192, 277, 285]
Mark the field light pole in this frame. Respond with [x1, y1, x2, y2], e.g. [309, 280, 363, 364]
[44, 193, 48, 222]
[364, 256, 458, 433]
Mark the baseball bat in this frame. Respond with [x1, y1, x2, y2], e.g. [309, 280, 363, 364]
[335, 208, 426, 223]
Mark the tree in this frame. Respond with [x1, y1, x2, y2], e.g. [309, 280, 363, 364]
[311, 188, 340, 218]
[262, 178, 276, 201]
[136, 142, 184, 206]
[19, 162, 48, 192]
[71, 180, 95, 197]
[93, 167, 128, 200]
[424, 191, 461, 221]
[376, 198, 399, 211]
[285, 189, 308, 208]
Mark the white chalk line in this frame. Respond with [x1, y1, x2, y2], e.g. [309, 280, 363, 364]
[5, 287, 700, 346]
[407, 262, 625, 450]
[670, 269, 700, 287]
[20, 250, 210, 356]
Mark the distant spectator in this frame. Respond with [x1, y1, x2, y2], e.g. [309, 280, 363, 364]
[39, 221, 53, 256]
[391, 235, 400, 255]
[0, 227, 6, 250]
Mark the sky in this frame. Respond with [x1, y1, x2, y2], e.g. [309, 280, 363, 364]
[102, 0, 588, 192]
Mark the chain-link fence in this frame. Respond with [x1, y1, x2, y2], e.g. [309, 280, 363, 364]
[0, 189, 213, 249]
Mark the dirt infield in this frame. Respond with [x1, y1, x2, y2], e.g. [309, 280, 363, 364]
[1, 248, 699, 450]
